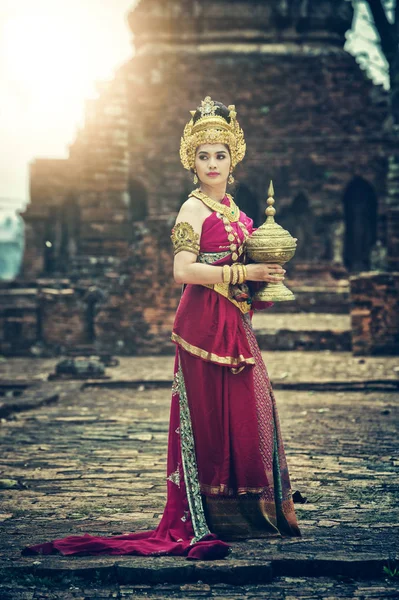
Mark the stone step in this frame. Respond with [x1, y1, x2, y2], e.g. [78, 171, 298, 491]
[26, 314, 352, 355]
[8, 553, 394, 585]
[2, 576, 398, 600]
[128, 313, 353, 354]
[255, 329, 351, 351]
[270, 286, 349, 314]
[252, 312, 351, 352]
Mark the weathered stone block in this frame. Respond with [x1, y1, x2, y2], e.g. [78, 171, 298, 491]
[350, 272, 399, 355]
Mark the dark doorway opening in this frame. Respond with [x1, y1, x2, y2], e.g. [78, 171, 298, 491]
[4, 312, 22, 344]
[43, 208, 57, 275]
[128, 179, 148, 222]
[279, 192, 315, 261]
[234, 183, 261, 227]
[343, 177, 377, 272]
[60, 193, 80, 270]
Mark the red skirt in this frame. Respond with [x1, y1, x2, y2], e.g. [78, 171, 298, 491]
[22, 289, 300, 559]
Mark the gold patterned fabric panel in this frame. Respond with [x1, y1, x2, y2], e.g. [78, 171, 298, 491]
[241, 313, 301, 535]
[203, 496, 281, 541]
[174, 365, 211, 544]
[241, 313, 276, 502]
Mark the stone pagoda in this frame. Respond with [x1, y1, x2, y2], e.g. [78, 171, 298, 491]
[2, 0, 394, 356]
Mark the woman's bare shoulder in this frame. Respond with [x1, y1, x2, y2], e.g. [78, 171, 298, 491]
[176, 196, 209, 224]
[182, 195, 204, 212]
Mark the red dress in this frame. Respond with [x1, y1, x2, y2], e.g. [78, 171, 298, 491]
[22, 196, 300, 560]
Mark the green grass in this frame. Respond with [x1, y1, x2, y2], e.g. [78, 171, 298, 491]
[383, 561, 399, 578]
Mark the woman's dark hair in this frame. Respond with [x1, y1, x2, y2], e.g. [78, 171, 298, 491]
[191, 101, 231, 173]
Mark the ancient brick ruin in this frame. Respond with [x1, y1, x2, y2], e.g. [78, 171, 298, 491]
[1, 0, 398, 356]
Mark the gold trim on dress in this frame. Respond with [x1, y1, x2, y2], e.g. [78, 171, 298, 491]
[200, 482, 267, 496]
[231, 365, 246, 375]
[166, 467, 181, 488]
[171, 332, 255, 368]
[203, 282, 252, 314]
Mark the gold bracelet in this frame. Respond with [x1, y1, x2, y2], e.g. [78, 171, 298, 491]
[237, 263, 241, 283]
[236, 264, 241, 284]
[242, 264, 247, 282]
[237, 264, 244, 285]
[222, 264, 231, 284]
[231, 264, 239, 285]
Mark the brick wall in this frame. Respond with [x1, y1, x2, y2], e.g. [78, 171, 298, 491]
[40, 289, 90, 350]
[350, 272, 399, 355]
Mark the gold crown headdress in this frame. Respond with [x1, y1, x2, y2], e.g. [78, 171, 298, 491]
[179, 96, 246, 171]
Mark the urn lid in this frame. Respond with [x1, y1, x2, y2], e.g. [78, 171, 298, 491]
[246, 181, 297, 251]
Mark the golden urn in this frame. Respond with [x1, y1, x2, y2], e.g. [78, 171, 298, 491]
[246, 181, 297, 302]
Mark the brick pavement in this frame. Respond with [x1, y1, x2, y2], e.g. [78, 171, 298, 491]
[0, 356, 398, 598]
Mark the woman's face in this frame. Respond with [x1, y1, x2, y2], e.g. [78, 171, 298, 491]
[194, 143, 231, 185]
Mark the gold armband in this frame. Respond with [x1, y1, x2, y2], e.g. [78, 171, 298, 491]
[171, 221, 200, 256]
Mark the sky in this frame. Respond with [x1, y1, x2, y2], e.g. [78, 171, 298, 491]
[0, 0, 390, 212]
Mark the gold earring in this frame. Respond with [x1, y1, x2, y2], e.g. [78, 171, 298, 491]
[228, 173, 235, 184]
[193, 173, 198, 184]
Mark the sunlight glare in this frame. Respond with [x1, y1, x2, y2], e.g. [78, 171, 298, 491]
[2, 13, 91, 111]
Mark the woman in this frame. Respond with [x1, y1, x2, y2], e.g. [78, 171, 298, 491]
[22, 97, 300, 561]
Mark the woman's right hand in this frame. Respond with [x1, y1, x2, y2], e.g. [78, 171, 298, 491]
[246, 263, 286, 283]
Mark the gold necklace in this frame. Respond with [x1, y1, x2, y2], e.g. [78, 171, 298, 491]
[190, 188, 240, 223]
[190, 188, 249, 261]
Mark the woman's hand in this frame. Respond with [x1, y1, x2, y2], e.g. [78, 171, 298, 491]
[246, 263, 286, 283]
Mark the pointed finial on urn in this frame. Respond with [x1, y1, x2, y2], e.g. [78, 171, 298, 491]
[268, 180, 274, 197]
[266, 180, 276, 220]
[245, 180, 298, 302]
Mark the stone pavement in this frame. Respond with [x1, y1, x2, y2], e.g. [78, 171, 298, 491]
[0, 354, 398, 598]
[1, 349, 398, 385]
[1, 577, 399, 599]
